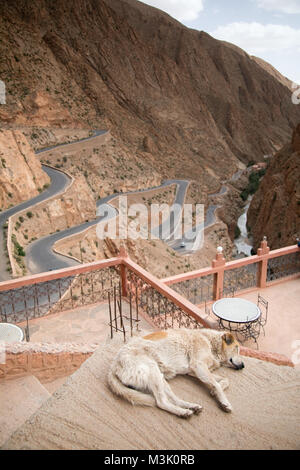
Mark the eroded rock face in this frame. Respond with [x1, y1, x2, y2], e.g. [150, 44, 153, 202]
[0, 0, 299, 189]
[0, 91, 81, 128]
[292, 124, 300, 152]
[247, 125, 300, 250]
[0, 130, 50, 210]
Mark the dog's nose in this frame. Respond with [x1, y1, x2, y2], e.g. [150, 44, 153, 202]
[230, 358, 245, 370]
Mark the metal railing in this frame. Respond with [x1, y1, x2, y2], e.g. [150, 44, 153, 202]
[267, 251, 300, 282]
[0, 252, 210, 341]
[163, 240, 300, 305]
[0, 241, 298, 341]
[125, 266, 204, 330]
[0, 258, 122, 340]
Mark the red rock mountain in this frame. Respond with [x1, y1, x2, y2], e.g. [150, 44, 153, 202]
[247, 123, 300, 250]
[0, 0, 299, 192]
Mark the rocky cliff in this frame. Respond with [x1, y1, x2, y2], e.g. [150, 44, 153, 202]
[247, 124, 300, 250]
[0, 130, 50, 211]
[0, 0, 299, 190]
[1, 0, 300, 276]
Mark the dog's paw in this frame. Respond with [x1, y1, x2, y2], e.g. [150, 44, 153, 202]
[191, 405, 203, 415]
[180, 409, 194, 419]
[220, 401, 233, 413]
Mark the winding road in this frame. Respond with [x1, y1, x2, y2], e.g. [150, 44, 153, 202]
[0, 130, 108, 281]
[0, 131, 252, 324]
[0, 166, 71, 282]
[0, 130, 246, 280]
[26, 178, 191, 274]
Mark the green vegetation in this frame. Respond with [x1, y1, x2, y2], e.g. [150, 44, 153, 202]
[240, 169, 266, 201]
[11, 234, 25, 257]
[2, 220, 11, 273]
[11, 233, 27, 275]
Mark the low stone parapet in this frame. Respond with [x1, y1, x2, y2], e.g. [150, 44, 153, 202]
[240, 346, 294, 367]
[0, 342, 99, 382]
[0, 338, 294, 386]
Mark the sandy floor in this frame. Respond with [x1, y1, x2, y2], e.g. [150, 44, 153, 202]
[20, 301, 152, 344]
[17, 277, 300, 365]
[3, 333, 300, 450]
[229, 278, 300, 363]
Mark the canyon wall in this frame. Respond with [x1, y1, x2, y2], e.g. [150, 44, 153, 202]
[247, 124, 300, 250]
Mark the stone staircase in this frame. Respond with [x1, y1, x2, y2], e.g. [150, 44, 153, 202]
[1, 335, 300, 450]
[0, 375, 51, 446]
[0, 358, 81, 447]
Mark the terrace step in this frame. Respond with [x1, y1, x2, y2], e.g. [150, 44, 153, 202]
[0, 375, 51, 447]
[2, 334, 300, 450]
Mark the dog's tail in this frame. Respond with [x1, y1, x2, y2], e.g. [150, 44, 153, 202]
[107, 369, 155, 407]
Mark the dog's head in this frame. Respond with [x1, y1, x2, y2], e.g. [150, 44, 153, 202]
[221, 333, 244, 370]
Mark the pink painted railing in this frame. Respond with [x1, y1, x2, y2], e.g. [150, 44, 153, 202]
[0, 240, 298, 334]
[0, 249, 212, 331]
[162, 239, 300, 303]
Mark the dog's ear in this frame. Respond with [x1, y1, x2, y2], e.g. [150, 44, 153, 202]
[222, 333, 235, 345]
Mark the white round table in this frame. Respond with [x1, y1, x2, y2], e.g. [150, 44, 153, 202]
[212, 298, 261, 345]
[0, 323, 24, 343]
[212, 298, 261, 323]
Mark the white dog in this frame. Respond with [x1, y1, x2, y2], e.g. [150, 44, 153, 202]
[108, 328, 244, 417]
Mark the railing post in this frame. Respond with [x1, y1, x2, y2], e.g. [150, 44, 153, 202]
[212, 246, 226, 300]
[118, 245, 128, 297]
[257, 236, 270, 288]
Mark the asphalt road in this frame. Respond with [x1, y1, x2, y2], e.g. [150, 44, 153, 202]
[26, 180, 190, 274]
[0, 131, 235, 324]
[35, 130, 107, 154]
[0, 165, 71, 281]
[0, 130, 109, 279]
[0, 127, 245, 279]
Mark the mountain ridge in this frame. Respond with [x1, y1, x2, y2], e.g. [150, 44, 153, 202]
[0, 0, 299, 185]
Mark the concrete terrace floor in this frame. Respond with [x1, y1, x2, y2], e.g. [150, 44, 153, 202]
[234, 278, 300, 363]
[3, 335, 300, 450]
[21, 300, 153, 344]
[17, 277, 299, 364]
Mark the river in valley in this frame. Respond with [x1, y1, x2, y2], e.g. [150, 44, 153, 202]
[234, 195, 254, 257]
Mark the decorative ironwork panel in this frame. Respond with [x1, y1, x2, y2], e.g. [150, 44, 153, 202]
[267, 252, 300, 282]
[126, 269, 203, 330]
[170, 275, 214, 305]
[0, 266, 120, 323]
[223, 263, 258, 293]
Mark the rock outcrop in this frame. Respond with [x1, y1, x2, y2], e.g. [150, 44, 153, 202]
[247, 124, 300, 250]
[0, 0, 299, 189]
[0, 130, 50, 211]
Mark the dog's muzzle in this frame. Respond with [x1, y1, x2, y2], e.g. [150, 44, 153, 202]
[230, 358, 245, 370]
